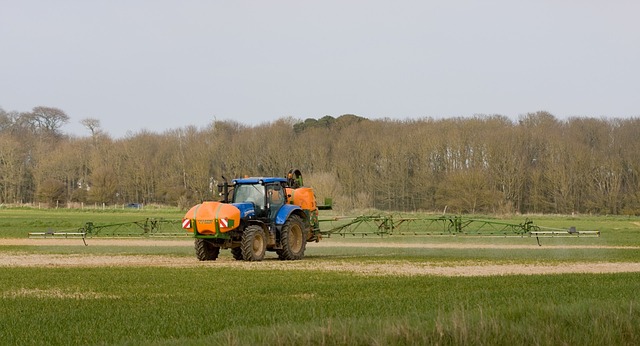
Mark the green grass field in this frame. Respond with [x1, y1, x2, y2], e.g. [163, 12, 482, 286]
[1, 208, 639, 345]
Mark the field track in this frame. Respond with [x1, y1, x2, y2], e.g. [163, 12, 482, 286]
[0, 238, 637, 250]
[2, 238, 639, 276]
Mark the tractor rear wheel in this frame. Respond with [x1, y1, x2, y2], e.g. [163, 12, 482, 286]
[241, 225, 266, 261]
[231, 247, 243, 260]
[194, 238, 220, 261]
[278, 215, 307, 260]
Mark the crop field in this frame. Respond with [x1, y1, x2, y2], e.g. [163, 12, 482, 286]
[1, 209, 639, 345]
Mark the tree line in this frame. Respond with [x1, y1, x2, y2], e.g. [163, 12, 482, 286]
[1, 106, 639, 215]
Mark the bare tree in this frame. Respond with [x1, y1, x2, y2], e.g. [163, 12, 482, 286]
[36, 179, 66, 207]
[80, 118, 102, 137]
[31, 106, 69, 134]
[0, 108, 10, 132]
[88, 165, 119, 203]
[0, 133, 28, 203]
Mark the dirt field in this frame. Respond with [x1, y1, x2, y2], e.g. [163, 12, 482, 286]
[2, 238, 639, 277]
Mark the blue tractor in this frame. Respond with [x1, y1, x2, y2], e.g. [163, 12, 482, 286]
[182, 169, 322, 261]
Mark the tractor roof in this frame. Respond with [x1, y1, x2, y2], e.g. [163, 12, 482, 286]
[233, 177, 287, 185]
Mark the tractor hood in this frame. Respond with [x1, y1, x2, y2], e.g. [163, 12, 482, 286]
[232, 202, 256, 219]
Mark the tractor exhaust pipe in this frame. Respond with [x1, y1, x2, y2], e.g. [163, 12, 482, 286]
[218, 175, 230, 203]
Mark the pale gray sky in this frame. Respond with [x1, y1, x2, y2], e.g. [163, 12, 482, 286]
[1, 0, 639, 138]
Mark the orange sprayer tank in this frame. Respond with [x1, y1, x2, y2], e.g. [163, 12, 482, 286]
[184, 201, 240, 235]
[286, 187, 317, 211]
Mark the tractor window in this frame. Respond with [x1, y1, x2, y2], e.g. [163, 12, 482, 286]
[267, 184, 285, 219]
[233, 184, 265, 211]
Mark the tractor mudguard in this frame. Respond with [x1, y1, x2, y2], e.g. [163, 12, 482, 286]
[274, 204, 303, 225]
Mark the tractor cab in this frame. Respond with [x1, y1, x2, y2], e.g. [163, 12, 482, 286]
[231, 177, 287, 219]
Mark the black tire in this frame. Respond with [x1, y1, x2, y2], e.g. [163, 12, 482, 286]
[231, 247, 243, 261]
[278, 215, 307, 260]
[241, 225, 266, 261]
[194, 238, 220, 261]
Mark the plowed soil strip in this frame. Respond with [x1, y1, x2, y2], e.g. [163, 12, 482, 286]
[1, 252, 639, 277]
[1, 238, 636, 250]
[3, 238, 639, 276]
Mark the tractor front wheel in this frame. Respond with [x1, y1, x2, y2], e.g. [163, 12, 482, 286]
[194, 238, 220, 261]
[241, 225, 266, 261]
[278, 215, 307, 260]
